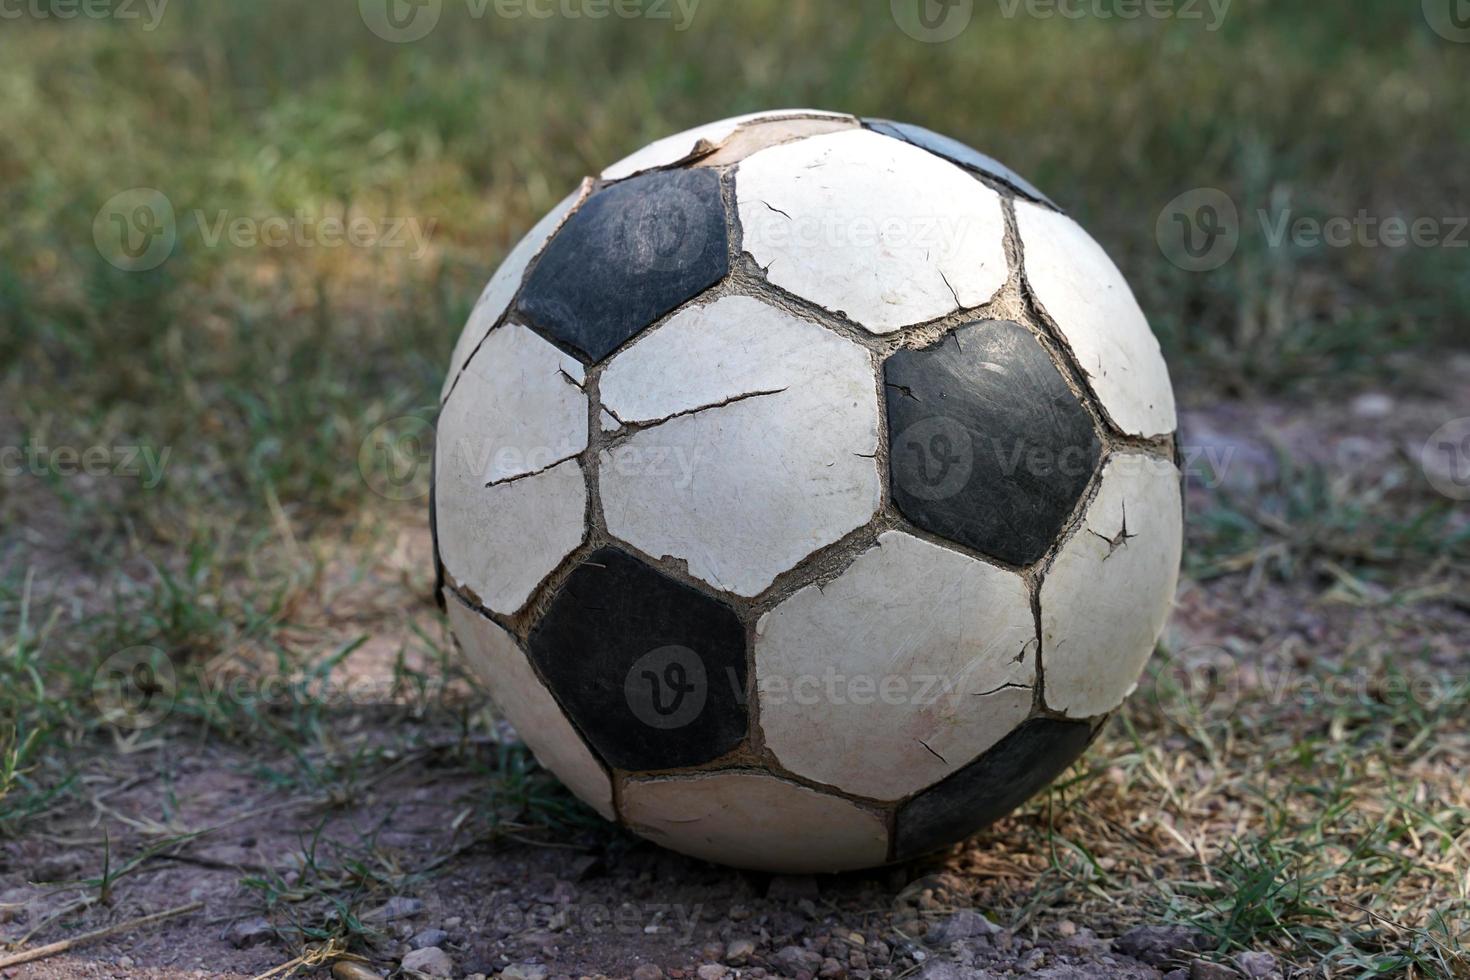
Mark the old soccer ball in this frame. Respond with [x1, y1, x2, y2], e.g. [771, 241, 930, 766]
[433, 110, 1181, 872]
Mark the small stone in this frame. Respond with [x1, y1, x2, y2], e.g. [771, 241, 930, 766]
[915, 963, 965, 980]
[768, 875, 821, 902]
[1352, 393, 1394, 419]
[400, 946, 454, 978]
[697, 965, 727, 980]
[0, 888, 31, 925]
[1057, 920, 1077, 937]
[366, 897, 425, 922]
[725, 939, 757, 965]
[501, 966, 549, 980]
[632, 966, 664, 980]
[31, 852, 85, 881]
[775, 946, 823, 975]
[1191, 962, 1239, 980]
[331, 963, 384, 980]
[927, 909, 999, 944]
[818, 957, 845, 978]
[568, 855, 602, 880]
[226, 917, 273, 949]
[1235, 951, 1277, 978]
[1114, 925, 1210, 966]
[701, 942, 725, 962]
[408, 929, 449, 950]
[444, 917, 463, 928]
[116, 956, 134, 969]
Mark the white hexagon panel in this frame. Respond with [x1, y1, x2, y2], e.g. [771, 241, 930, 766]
[598, 294, 881, 598]
[601, 108, 858, 180]
[1015, 200, 1177, 439]
[755, 531, 1036, 801]
[620, 771, 889, 873]
[737, 129, 1009, 334]
[440, 181, 591, 403]
[445, 593, 614, 819]
[435, 322, 589, 615]
[1042, 453, 1184, 717]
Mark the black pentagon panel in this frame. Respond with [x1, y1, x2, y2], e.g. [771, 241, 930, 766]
[894, 717, 1093, 860]
[526, 547, 748, 771]
[885, 319, 1101, 566]
[863, 118, 1058, 209]
[515, 168, 730, 362]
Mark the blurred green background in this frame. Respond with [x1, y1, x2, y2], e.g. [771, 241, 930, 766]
[1, 0, 1465, 632]
[5, 0, 1467, 422]
[1, 0, 1463, 578]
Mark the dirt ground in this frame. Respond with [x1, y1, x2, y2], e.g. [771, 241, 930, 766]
[3, 371, 1468, 980]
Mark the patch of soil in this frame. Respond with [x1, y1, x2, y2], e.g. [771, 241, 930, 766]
[5, 379, 1467, 978]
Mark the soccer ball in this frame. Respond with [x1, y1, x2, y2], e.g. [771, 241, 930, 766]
[433, 110, 1181, 872]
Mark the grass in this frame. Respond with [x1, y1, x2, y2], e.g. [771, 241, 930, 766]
[1189, 453, 1470, 585]
[990, 635, 1470, 975]
[0, 0, 1466, 975]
